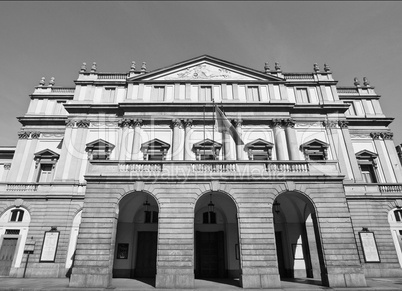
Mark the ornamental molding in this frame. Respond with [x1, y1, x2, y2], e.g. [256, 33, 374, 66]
[294, 122, 321, 128]
[91, 121, 119, 127]
[350, 133, 371, 139]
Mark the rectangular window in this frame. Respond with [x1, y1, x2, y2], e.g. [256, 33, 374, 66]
[38, 164, 53, 182]
[199, 86, 212, 102]
[247, 86, 260, 101]
[153, 86, 165, 101]
[345, 101, 357, 116]
[296, 88, 309, 103]
[360, 164, 377, 183]
[92, 150, 109, 160]
[102, 88, 116, 103]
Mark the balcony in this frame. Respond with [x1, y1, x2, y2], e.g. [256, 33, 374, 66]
[344, 183, 402, 196]
[0, 182, 86, 196]
[86, 160, 340, 181]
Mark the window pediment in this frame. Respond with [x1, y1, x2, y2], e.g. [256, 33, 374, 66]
[193, 139, 222, 160]
[86, 139, 115, 160]
[34, 149, 60, 160]
[141, 138, 171, 161]
[244, 139, 274, 160]
[300, 139, 329, 161]
[300, 139, 329, 150]
[355, 150, 378, 160]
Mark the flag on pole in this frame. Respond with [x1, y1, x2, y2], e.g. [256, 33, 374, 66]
[215, 106, 244, 145]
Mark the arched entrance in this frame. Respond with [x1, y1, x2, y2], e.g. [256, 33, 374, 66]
[194, 192, 240, 285]
[273, 192, 326, 286]
[113, 192, 159, 282]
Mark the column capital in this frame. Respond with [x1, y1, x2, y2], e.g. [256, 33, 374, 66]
[4, 163, 11, 170]
[381, 132, 394, 140]
[183, 119, 193, 128]
[370, 132, 382, 140]
[31, 132, 41, 139]
[171, 118, 183, 129]
[283, 118, 295, 128]
[76, 119, 90, 128]
[232, 118, 243, 128]
[133, 119, 143, 127]
[18, 131, 31, 139]
[338, 120, 349, 128]
[118, 118, 133, 128]
[271, 119, 283, 128]
[66, 119, 76, 127]
[322, 120, 338, 128]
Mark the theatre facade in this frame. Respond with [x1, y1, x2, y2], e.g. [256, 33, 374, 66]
[1, 55, 402, 289]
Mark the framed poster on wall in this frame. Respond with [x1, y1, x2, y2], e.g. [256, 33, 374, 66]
[40, 230, 60, 262]
[359, 231, 380, 263]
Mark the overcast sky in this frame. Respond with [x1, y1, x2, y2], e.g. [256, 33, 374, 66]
[1, 1, 401, 146]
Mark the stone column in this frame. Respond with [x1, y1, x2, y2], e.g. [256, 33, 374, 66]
[131, 119, 143, 160]
[381, 132, 402, 183]
[171, 119, 182, 160]
[183, 119, 193, 160]
[233, 119, 244, 160]
[284, 119, 299, 160]
[118, 119, 133, 161]
[9, 131, 31, 182]
[272, 119, 289, 160]
[371, 132, 395, 183]
[54, 121, 74, 181]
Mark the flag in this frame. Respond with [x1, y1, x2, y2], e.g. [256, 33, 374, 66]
[215, 106, 244, 145]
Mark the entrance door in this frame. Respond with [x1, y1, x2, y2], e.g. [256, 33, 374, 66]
[196, 231, 225, 278]
[0, 238, 18, 276]
[135, 232, 157, 278]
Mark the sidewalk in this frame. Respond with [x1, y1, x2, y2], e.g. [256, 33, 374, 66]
[0, 277, 401, 291]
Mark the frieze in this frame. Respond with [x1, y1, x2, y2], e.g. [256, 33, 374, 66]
[350, 133, 371, 139]
[295, 122, 321, 128]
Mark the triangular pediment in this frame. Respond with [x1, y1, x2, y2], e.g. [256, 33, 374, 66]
[244, 139, 274, 150]
[34, 149, 60, 159]
[356, 149, 378, 159]
[128, 55, 284, 82]
[300, 139, 329, 149]
[193, 138, 222, 149]
[86, 139, 115, 151]
[141, 138, 171, 151]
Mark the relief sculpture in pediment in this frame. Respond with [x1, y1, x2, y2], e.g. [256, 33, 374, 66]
[161, 64, 254, 80]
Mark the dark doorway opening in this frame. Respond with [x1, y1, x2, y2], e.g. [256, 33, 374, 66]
[195, 231, 225, 278]
[0, 238, 17, 276]
[135, 231, 157, 278]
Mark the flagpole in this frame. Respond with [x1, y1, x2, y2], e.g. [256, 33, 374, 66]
[203, 105, 206, 159]
[212, 97, 215, 160]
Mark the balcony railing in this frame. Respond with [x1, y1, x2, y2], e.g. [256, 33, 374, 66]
[1, 182, 86, 194]
[90, 160, 339, 180]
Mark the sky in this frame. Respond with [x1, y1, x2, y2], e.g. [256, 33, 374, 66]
[0, 1, 402, 146]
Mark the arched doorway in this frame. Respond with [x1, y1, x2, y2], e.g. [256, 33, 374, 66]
[0, 207, 31, 276]
[273, 192, 326, 286]
[113, 192, 159, 282]
[194, 192, 240, 285]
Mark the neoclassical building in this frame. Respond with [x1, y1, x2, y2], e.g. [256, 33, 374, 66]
[1, 55, 402, 289]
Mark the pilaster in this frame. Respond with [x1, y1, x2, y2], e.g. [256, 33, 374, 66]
[371, 132, 396, 183]
[272, 119, 289, 160]
[381, 132, 402, 183]
[183, 119, 193, 160]
[283, 119, 298, 160]
[233, 119, 244, 160]
[118, 119, 133, 161]
[171, 119, 183, 160]
[131, 119, 143, 160]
